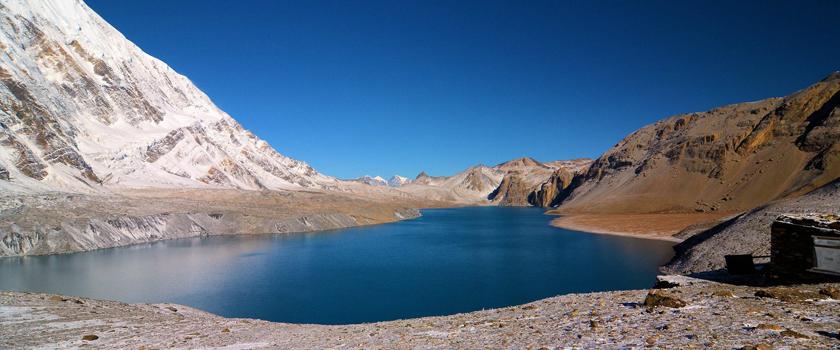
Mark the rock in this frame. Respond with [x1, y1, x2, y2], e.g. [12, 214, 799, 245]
[48, 295, 66, 302]
[166, 306, 178, 312]
[754, 290, 775, 299]
[81, 335, 99, 341]
[756, 323, 784, 331]
[488, 174, 531, 206]
[819, 286, 840, 299]
[643, 290, 687, 308]
[740, 344, 772, 350]
[780, 329, 809, 338]
[655, 275, 714, 288]
[528, 168, 575, 207]
[712, 290, 735, 298]
[221, 328, 230, 333]
[754, 288, 821, 302]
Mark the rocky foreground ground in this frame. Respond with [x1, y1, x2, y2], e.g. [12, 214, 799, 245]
[2, 277, 838, 349]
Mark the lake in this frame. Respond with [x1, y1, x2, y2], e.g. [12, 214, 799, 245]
[0, 207, 674, 324]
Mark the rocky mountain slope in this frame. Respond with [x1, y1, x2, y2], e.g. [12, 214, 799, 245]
[0, 0, 445, 257]
[554, 73, 840, 215]
[0, 0, 337, 195]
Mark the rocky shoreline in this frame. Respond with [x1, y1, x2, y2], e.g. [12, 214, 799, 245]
[2, 276, 838, 349]
[0, 189, 428, 257]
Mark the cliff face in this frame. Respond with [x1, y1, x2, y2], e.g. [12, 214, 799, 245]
[557, 73, 840, 214]
[487, 174, 530, 206]
[527, 167, 575, 207]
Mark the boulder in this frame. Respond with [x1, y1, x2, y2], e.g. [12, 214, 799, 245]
[643, 290, 687, 308]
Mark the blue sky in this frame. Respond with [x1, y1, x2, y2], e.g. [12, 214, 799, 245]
[86, 0, 840, 179]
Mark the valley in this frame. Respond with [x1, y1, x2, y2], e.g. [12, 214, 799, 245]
[0, 0, 838, 267]
[0, 0, 838, 273]
[1, 0, 839, 349]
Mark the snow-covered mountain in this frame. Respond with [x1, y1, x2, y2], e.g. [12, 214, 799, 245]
[351, 175, 389, 186]
[0, 0, 336, 194]
[348, 174, 412, 187]
[388, 175, 411, 187]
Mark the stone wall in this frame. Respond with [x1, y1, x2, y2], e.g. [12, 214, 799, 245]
[770, 213, 840, 282]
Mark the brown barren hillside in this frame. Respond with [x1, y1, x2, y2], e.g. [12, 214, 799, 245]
[556, 73, 840, 215]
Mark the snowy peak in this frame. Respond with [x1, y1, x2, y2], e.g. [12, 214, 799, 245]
[352, 175, 389, 186]
[0, 0, 334, 193]
[388, 175, 411, 187]
[351, 174, 412, 187]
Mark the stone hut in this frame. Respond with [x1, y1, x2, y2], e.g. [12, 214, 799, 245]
[770, 214, 840, 282]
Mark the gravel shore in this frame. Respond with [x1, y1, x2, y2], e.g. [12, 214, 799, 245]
[2, 277, 838, 349]
[548, 213, 731, 242]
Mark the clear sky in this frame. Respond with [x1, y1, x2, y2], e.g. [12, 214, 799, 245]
[85, 0, 840, 179]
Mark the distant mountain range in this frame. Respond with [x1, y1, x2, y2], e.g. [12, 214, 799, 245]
[388, 175, 411, 187]
[348, 175, 411, 187]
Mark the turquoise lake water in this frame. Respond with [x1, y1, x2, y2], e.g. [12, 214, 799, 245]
[0, 207, 674, 324]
